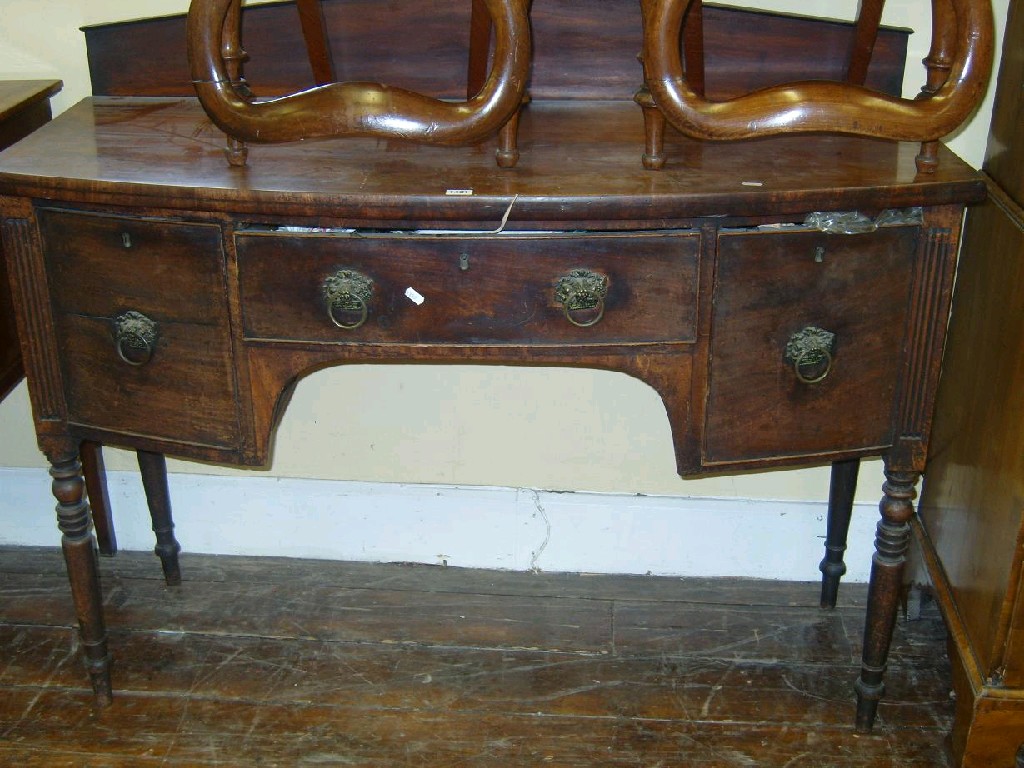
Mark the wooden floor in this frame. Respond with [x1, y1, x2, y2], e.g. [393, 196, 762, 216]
[0, 546, 956, 767]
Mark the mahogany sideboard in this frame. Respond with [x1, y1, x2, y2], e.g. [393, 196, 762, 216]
[0, 93, 984, 730]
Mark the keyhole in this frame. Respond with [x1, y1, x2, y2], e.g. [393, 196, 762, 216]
[814, 246, 825, 263]
[459, 252, 470, 271]
[122, 232, 132, 249]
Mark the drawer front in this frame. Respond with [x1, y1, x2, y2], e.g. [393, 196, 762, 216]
[236, 232, 699, 345]
[39, 209, 226, 322]
[37, 209, 241, 449]
[56, 314, 240, 448]
[703, 226, 918, 464]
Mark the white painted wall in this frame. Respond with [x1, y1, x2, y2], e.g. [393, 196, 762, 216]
[0, 1, 1010, 577]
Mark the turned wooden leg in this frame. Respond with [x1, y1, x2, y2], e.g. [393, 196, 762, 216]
[137, 450, 182, 587]
[634, 86, 667, 170]
[915, 0, 954, 173]
[50, 450, 112, 705]
[221, 0, 250, 167]
[819, 458, 860, 609]
[496, 106, 522, 169]
[80, 441, 116, 556]
[855, 464, 918, 731]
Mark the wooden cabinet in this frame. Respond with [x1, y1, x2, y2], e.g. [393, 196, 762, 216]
[0, 81, 62, 400]
[916, 1, 1024, 765]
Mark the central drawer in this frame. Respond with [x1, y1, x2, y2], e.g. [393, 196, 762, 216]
[235, 231, 699, 345]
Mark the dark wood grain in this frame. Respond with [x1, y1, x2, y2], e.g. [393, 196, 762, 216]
[0, 546, 957, 767]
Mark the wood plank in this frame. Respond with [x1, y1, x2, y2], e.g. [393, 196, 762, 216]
[0, 624, 954, 729]
[0, 688, 953, 767]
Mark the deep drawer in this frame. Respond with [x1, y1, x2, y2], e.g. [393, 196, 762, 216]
[236, 231, 699, 345]
[37, 209, 241, 449]
[703, 225, 919, 465]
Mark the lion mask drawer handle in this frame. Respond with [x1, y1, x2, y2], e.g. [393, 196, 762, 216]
[323, 269, 374, 330]
[555, 269, 609, 328]
[784, 326, 836, 384]
[113, 310, 158, 366]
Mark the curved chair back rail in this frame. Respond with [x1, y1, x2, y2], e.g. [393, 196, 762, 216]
[186, 0, 531, 146]
[639, 0, 994, 142]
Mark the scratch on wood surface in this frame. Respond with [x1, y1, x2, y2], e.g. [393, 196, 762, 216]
[0, 628, 77, 740]
[781, 674, 838, 704]
[698, 658, 734, 717]
[781, 753, 812, 767]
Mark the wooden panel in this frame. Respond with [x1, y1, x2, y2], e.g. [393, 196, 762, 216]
[920, 181, 1024, 683]
[84, 0, 909, 101]
[703, 226, 917, 464]
[984, 0, 1024, 204]
[237, 231, 698, 345]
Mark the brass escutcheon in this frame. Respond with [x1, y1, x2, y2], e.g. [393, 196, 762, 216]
[323, 269, 374, 330]
[555, 269, 609, 328]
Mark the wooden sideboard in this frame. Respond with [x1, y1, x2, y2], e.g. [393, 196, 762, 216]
[916, 0, 1024, 764]
[0, 80, 62, 400]
[0, 89, 984, 730]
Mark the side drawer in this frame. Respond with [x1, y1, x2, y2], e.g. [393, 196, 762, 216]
[236, 231, 699, 345]
[39, 208, 226, 321]
[37, 209, 241, 449]
[703, 226, 919, 465]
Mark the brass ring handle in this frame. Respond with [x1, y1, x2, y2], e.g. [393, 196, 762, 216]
[638, 0, 993, 143]
[555, 269, 609, 328]
[187, 0, 531, 148]
[793, 346, 834, 384]
[323, 269, 373, 330]
[113, 310, 158, 367]
[784, 326, 836, 385]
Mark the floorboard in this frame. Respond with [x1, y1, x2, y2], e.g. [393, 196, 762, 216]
[0, 546, 956, 767]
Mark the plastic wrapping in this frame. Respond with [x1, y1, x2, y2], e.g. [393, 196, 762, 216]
[803, 207, 924, 234]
